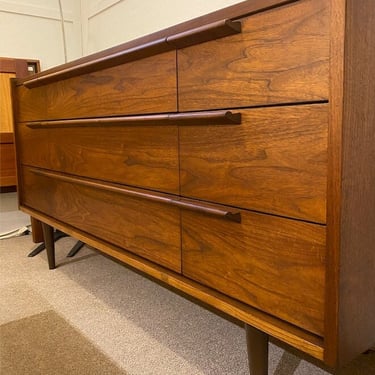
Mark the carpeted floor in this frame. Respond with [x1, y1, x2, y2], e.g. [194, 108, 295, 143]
[0, 309, 126, 375]
[0, 208, 374, 374]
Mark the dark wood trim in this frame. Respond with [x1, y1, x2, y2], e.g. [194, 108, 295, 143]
[325, 0, 375, 367]
[0, 186, 17, 193]
[0, 132, 14, 144]
[23, 38, 173, 88]
[338, 0, 375, 365]
[0, 57, 40, 77]
[31, 217, 44, 243]
[17, 0, 296, 87]
[29, 168, 241, 222]
[171, 111, 242, 125]
[10, 78, 23, 200]
[41, 222, 56, 270]
[246, 324, 269, 375]
[23, 19, 241, 88]
[173, 198, 241, 222]
[324, 0, 346, 366]
[166, 19, 241, 49]
[26, 114, 170, 128]
[25, 110, 241, 128]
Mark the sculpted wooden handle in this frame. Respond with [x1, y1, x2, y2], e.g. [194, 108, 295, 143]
[23, 38, 171, 88]
[30, 168, 241, 223]
[22, 19, 241, 88]
[167, 19, 242, 49]
[26, 110, 241, 128]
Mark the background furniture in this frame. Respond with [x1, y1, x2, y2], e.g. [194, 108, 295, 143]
[0, 57, 39, 189]
[0, 57, 43, 243]
[11, 0, 375, 373]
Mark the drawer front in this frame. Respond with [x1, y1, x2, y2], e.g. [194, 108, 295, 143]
[16, 51, 177, 122]
[21, 167, 181, 272]
[180, 105, 328, 223]
[178, 0, 329, 111]
[17, 122, 179, 194]
[182, 209, 326, 335]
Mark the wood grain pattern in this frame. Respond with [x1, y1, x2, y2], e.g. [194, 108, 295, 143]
[14, 84, 47, 123]
[14, 1, 295, 88]
[16, 51, 177, 122]
[11, 0, 375, 369]
[18, 123, 179, 194]
[167, 19, 241, 49]
[23, 38, 174, 88]
[324, 0, 346, 366]
[0, 73, 16, 132]
[24, 110, 241, 128]
[182, 209, 326, 336]
[178, 0, 329, 111]
[28, 168, 240, 222]
[23, 20, 241, 88]
[336, 0, 375, 365]
[180, 104, 328, 223]
[20, 203, 325, 361]
[21, 167, 181, 272]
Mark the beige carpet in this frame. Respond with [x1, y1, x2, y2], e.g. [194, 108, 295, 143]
[1, 231, 374, 374]
[0, 309, 126, 375]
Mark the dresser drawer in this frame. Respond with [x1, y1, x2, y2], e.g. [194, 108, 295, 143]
[16, 51, 177, 122]
[180, 104, 328, 223]
[178, 0, 329, 111]
[17, 120, 179, 194]
[182, 209, 326, 336]
[21, 167, 181, 272]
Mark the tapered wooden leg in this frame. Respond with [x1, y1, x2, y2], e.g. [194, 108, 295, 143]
[41, 223, 56, 269]
[30, 217, 44, 243]
[246, 324, 269, 375]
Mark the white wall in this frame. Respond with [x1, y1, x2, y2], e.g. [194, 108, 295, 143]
[0, 0, 82, 70]
[81, 0, 244, 55]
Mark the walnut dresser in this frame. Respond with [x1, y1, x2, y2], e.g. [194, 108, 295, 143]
[11, 0, 375, 373]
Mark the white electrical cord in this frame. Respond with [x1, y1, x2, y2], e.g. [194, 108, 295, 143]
[58, 0, 68, 63]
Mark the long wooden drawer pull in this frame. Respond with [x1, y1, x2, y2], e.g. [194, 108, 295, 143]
[170, 111, 241, 125]
[166, 19, 242, 49]
[23, 38, 173, 89]
[175, 199, 241, 222]
[26, 114, 170, 129]
[22, 19, 241, 88]
[29, 168, 241, 223]
[25, 111, 241, 129]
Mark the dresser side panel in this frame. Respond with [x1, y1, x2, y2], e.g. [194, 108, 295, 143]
[338, 0, 375, 365]
[324, 0, 346, 366]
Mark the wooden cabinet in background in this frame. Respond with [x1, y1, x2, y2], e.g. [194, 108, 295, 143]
[0, 57, 40, 189]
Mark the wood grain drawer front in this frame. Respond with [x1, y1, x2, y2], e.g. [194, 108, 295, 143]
[182, 209, 326, 336]
[16, 51, 177, 122]
[180, 104, 328, 223]
[178, 0, 329, 111]
[17, 122, 179, 194]
[21, 167, 181, 272]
